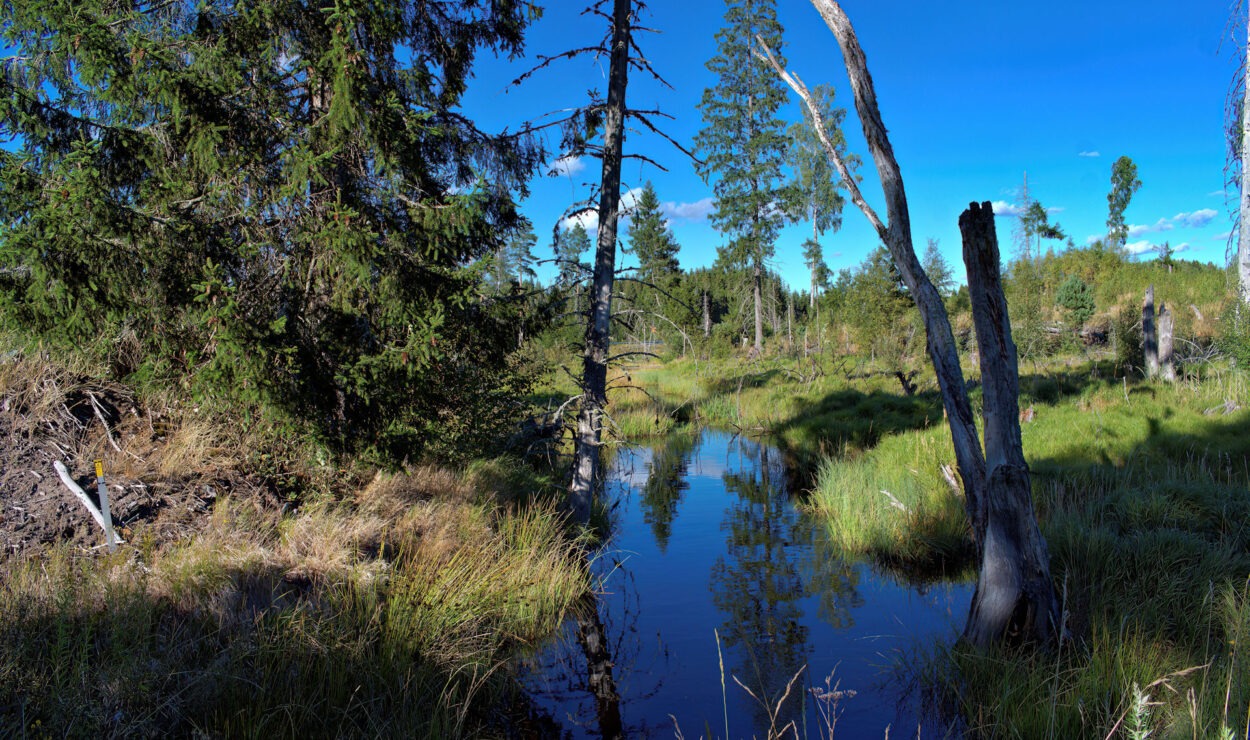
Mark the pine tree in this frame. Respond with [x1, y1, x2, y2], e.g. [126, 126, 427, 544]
[626, 182, 680, 282]
[787, 84, 851, 308]
[554, 223, 593, 287]
[489, 221, 538, 293]
[696, 0, 794, 357]
[0, 0, 542, 462]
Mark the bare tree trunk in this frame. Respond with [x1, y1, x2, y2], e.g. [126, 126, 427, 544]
[960, 202, 1059, 648]
[703, 289, 711, 338]
[787, 295, 793, 351]
[1241, 12, 1250, 305]
[1159, 302, 1176, 382]
[760, 2, 1065, 647]
[753, 260, 764, 357]
[569, 0, 631, 523]
[759, 2, 988, 541]
[1143, 284, 1159, 379]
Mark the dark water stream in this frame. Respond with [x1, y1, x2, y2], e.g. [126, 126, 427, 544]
[521, 430, 972, 738]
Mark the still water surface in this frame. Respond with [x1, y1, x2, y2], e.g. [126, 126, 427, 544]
[522, 430, 972, 738]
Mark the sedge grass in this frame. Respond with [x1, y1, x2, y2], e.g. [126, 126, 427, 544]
[0, 469, 589, 738]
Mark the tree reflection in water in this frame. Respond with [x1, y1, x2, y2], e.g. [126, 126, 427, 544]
[518, 430, 964, 738]
[639, 433, 697, 552]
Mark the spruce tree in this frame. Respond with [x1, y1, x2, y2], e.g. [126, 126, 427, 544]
[696, 0, 793, 357]
[626, 182, 680, 283]
[0, 0, 542, 462]
[554, 223, 593, 287]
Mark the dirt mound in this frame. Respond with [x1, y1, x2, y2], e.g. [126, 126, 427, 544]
[0, 354, 278, 557]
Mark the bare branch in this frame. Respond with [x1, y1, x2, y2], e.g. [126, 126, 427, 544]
[754, 37, 884, 239]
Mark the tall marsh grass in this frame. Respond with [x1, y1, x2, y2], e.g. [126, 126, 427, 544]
[0, 470, 589, 737]
[807, 360, 1250, 736]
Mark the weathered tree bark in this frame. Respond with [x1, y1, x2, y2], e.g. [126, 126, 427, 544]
[1143, 284, 1159, 379]
[1240, 12, 1250, 305]
[702, 289, 712, 339]
[959, 202, 1059, 648]
[760, 2, 1063, 647]
[1158, 302, 1176, 382]
[752, 260, 764, 357]
[758, 3, 988, 542]
[568, 0, 631, 523]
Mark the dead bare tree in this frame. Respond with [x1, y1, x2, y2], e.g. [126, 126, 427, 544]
[960, 202, 1060, 646]
[567, 0, 632, 523]
[759, 0, 1059, 647]
[1144, 284, 1159, 378]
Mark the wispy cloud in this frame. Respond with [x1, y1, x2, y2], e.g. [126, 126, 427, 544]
[1127, 208, 1219, 238]
[549, 155, 586, 177]
[1078, 151, 1101, 158]
[662, 197, 715, 221]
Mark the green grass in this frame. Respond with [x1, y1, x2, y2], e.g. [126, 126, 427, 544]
[593, 346, 1250, 737]
[0, 471, 590, 738]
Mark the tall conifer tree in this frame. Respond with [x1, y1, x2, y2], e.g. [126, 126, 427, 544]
[626, 182, 680, 282]
[696, 0, 793, 357]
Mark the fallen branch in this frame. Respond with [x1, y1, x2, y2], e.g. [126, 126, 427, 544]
[88, 392, 122, 454]
[52, 460, 124, 545]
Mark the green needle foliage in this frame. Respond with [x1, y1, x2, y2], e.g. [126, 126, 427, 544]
[626, 181, 681, 284]
[696, 0, 795, 354]
[0, 0, 545, 463]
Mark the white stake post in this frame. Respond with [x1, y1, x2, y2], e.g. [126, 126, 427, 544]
[94, 459, 117, 553]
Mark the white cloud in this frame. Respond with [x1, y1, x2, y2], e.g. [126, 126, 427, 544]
[1214, 230, 1234, 241]
[991, 200, 1061, 218]
[558, 187, 646, 232]
[1173, 242, 1192, 253]
[1124, 240, 1154, 255]
[1078, 151, 1101, 158]
[991, 200, 1023, 217]
[1127, 219, 1172, 238]
[662, 197, 715, 221]
[1176, 208, 1217, 228]
[550, 156, 586, 177]
[562, 208, 598, 232]
[1127, 208, 1220, 237]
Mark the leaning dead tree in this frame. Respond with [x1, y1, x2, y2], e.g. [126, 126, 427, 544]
[760, 0, 1059, 646]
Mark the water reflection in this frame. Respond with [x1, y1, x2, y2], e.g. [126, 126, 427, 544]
[639, 433, 695, 552]
[520, 429, 972, 738]
[711, 437, 809, 734]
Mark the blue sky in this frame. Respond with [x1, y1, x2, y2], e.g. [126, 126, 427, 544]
[461, 0, 1241, 291]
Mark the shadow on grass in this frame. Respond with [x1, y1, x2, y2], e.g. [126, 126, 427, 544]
[771, 387, 946, 473]
[1028, 404, 1250, 648]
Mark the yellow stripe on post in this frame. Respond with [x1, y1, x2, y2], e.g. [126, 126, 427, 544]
[94, 459, 104, 479]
